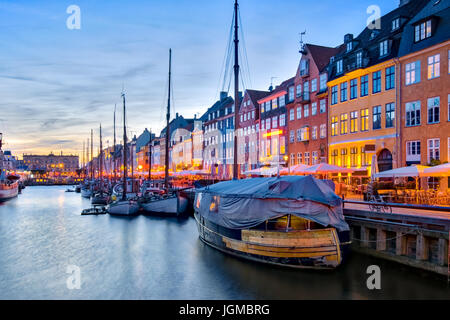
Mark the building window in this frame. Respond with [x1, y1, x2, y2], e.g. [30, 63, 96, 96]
[428, 54, 440, 79]
[392, 18, 400, 31]
[290, 153, 295, 165]
[428, 139, 440, 163]
[288, 86, 295, 102]
[340, 82, 348, 102]
[304, 152, 310, 165]
[261, 120, 265, 130]
[379, 40, 388, 57]
[361, 108, 369, 131]
[350, 147, 358, 167]
[350, 111, 358, 133]
[336, 60, 343, 74]
[320, 124, 326, 138]
[372, 71, 381, 93]
[373, 106, 382, 130]
[312, 126, 318, 140]
[279, 95, 285, 107]
[331, 85, 338, 105]
[406, 140, 421, 162]
[272, 98, 278, 109]
[319, 74, 327, 91]
[296, 129, 301, 142]
[297, 152, 302, 164]
[414, 20, 432, 42]
[385, 66, 395, 90]
[356, 52, 363, 68]
[279, 114, 286, 127]
[311, 79, 317, 92]
[405, 61, 421, 85]
[350, 78, 358, 100]
[300, 59, 309, 76]
[331, 149, 338, 165]
[385, 103, 395, 128]
[406, 101, 421, 127]
[296, 106, 302, 120]
[340, 113, 348, 135]
[289, 130, 294, 143]
[303, 82, 310, 100]
[427, 96, 440, 124]
[272, 116, 278, 129]
[266, 101, 271, 112]
[311, 102, 317, 116]
[304, 104, 309, 118]
[448, 94, 450, 122]
[252, 110, 255, 119]
[347, 42, 352, 52]
[320, 99, 326, 113]
[266, 118, 271, 130]
[340, 148, 348, 167]
[331, 116, 338, 136]
[296, 84, 302, 98]
[312, 151, 319, 165]
[289, 108, 294, 121]
[360, 75, 368, 97]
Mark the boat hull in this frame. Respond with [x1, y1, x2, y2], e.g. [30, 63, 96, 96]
[194, 212, 348, 270]
[141, 194, 189, 217]
[0, 182, 19, 202]
[81, 188, 92, 198]
[108, 200, 139, 216]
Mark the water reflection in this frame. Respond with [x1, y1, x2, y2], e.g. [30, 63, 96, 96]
[0, 186, 448, 299]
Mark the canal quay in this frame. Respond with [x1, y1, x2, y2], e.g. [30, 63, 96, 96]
[0, 185, 449, 300]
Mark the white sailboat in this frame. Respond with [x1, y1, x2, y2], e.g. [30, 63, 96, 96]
[0, 133, 19, 202]
[140, 49, 188, 217]
[108, 92, 140, 216]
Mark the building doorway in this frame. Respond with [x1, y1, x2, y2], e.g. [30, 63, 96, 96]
[377, 148, 393, 172]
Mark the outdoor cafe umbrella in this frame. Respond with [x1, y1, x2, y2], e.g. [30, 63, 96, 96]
[302, 163, 354, 175]
[279, 164, 310, 175]
[422, 163, 450, 177]
[373, 165, 429, 178]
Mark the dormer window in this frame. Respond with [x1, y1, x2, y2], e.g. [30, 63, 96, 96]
[392, 18, 400, 31]
[347, 42, 353, 52]
[414, 19, 432, 42]
[336, 59, 343, 74]
[356, 52, 363, 67]
[370, 30, 380, 40]
[380, 40, 388, 57]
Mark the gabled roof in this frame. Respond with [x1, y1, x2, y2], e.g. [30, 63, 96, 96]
[304, 43, 345, 73]
[160, 115, 195, 137]
[398, 0, 450, 56]
[258, 77, 295, 103]
[328, 0, 429, 81]
[199, 95, 235, 122]
[241, 89, 270, 111]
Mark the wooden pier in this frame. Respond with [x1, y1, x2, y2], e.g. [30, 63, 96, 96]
[343, 201, 450, 277]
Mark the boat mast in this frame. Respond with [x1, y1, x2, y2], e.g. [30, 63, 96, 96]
[233, 0, 240, 180]
[164, 49, 171, 193]
[86, 138, 89, 179]
[90, 129, 94, 180]
[113, 104, 117, 182]
[82, 140, 85, 178]
[122, 93, 127, 201]
[99, 123, 103, 189]
[148, 128, 152, 181]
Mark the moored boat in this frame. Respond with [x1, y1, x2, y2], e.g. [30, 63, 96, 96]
[108, 199, 139, 216]
[194, 175, 350, 269]
[0, 175, 19, 201]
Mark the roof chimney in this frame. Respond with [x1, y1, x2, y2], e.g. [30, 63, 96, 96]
[176, 112, 179, 118]
[344, 33, 353, 43]
[220, 91, 228, 101]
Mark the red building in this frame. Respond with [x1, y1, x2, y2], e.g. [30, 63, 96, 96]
[258, 78, 295, 168]
[287, 43, 343, 167]
[237, 89, 270, 173]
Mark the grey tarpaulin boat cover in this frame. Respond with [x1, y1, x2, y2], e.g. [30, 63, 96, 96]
[194, 175, 349, 231]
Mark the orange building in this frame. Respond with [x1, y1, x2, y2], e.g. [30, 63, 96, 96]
[398, 1, 449, 188]
[327, 0, 429, 182]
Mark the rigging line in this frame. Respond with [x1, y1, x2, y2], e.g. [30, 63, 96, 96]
[217, 11, 235, 96]
[238, 9, 252, 89]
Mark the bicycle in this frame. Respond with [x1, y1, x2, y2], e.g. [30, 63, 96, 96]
[368, 194, 392, 214]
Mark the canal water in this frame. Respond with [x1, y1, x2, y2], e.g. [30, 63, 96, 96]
[0, 186, 448, 300]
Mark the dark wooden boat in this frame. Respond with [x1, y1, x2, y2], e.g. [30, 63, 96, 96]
[194, 176, 350, 269]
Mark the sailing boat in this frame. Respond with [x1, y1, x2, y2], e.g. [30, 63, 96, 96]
[91, 124, 109, 205]
[0, 133, 19, 201]
[140, 49, 189, 217]
[107, 92, 140, 216]
[193, 0, 350, 269]
[81, 132, 94, 198]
